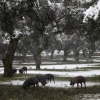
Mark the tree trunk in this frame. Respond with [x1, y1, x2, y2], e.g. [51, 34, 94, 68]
[22, 53, 26, 62]
[75, 50, 79, 63]
[63, 48, 68, 62]
[51, 50, 54, 59]
[88, 42, 95, 58]
[89, 50, 92, 58]
[74, 38, 80, 63]
[34, 35, 49, 69]
[34, 54, 41, 70]
[82, 50, 86, 58]
[89, 49, 95, 58]
[2, 36, 22, 77]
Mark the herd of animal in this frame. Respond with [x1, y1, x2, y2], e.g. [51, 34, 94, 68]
[22, 74, 55, 90]
[12, 67, 86, 90]
[12, 66, 27, 75]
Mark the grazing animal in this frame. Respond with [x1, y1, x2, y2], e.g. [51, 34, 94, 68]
[44, 74, 55, 83]
[22, 77, 39, 90]
[70, 76, 86, 88]
[12, 68, 17, 74]
[35, 74, 47, 86]
[19, 68, 23, 75]
[22, 67, 27, 74]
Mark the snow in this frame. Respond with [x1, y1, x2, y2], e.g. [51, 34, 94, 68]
[0, 54, 100, 89]
[15, 69, 99, 77]
[0, 80, 99, 89]
[0, 63, 100, 77]
[46, 81, 100, 89]
[26, 63, 99, 70]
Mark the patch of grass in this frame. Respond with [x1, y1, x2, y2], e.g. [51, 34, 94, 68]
[54, 75, 100, 82]
[28, 68, 91, 72]
[86, 75, 100, 82]
[0, 74, 100, 82]
[80, 67, 100, 70]
[0, 74, 36, 82]
[0, 75, 17, 82]
[0, 85, 73, 100]
[0, 85, 100, 100]
[56, 76, 100, 82]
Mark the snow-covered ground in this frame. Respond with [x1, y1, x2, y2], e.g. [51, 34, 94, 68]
[0, 80, 100, 89]
[11, 63, 100, 77]
[26, 63, 99, 69]
[0, 63, 100, 88]
[0, 63, 100, 77]
[18, 69, 100, 77]
[0, 62, 100, 99]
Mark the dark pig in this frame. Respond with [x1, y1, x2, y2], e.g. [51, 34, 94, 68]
[22, 77, 38, 90]
[22, 67, 27, 74]
[70, 76, 86, 88]
[35, 74, 47, 86]
[19, 68, 23, 75]
[12, 68, 17, 74]
[44, 74, 55, 83]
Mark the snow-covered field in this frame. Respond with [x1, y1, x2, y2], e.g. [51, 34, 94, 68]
[0, 80, 99, 89]
[0, 52, 100, 95]
[0, 63, 100, 88]
[0, 63, 100, 77]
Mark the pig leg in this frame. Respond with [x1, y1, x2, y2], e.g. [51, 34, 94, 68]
[83, 82, 86, 88]
[50, 79, 51, 83]
[53, 79, 55, 83]
[77, 83, 79, 88]
[27, 85, 30, 89]
[80, 82, 82, 88]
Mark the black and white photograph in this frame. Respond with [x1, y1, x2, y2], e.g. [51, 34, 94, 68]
[0, 0, 100, 100]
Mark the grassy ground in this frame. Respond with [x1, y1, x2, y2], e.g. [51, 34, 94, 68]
[0, 84, 100, 100]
